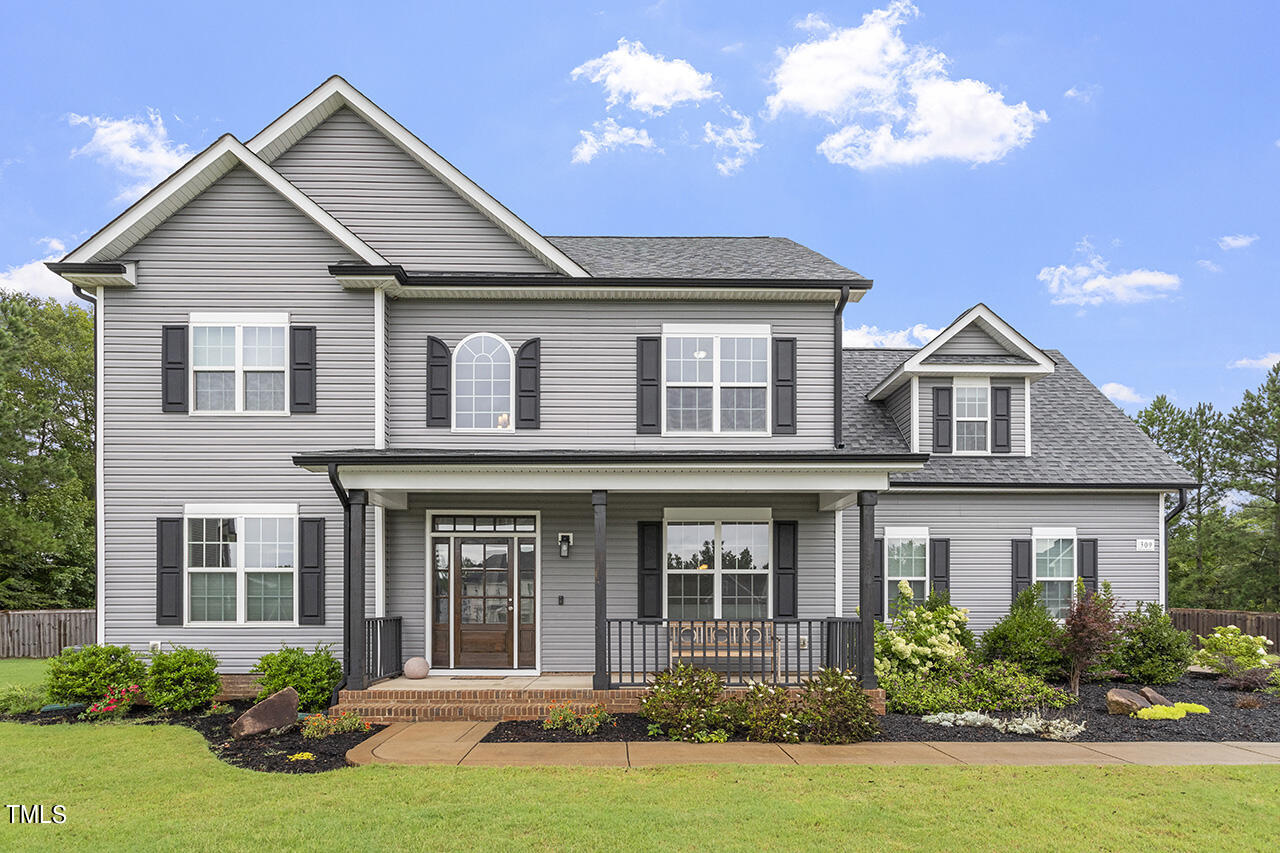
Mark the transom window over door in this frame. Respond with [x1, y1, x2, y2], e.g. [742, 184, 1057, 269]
[953, 378, 989, 452]
[664, 510, 771, 619]
[662, 325, 769, 433]
[453, 333, 514, 431]
[190, 313, 288, 414]
[1034, 527, 1077, 619]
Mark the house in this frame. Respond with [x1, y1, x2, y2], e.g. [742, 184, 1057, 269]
[47, 77, 1194, 701]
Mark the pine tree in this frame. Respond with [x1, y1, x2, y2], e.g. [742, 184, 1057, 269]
[1222, 364, 1280, 609]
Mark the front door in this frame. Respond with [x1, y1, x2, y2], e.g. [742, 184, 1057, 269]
[454, 538, 514, 668]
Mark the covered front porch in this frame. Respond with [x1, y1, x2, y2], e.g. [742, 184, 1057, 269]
[295, 450, 920, 695]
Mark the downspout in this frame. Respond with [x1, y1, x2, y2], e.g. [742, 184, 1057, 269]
[833, 285, 850, 448]
[1165, 487, 1188, 524]
[72, 284, 97, 305]
[327, 464, 350, 706]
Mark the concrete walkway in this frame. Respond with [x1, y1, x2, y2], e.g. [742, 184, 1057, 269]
[348, 723, 1280, 767]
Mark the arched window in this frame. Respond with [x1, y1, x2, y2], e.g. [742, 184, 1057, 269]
[453, 333, 514, 431]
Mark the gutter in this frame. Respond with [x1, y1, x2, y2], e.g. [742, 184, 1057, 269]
[833, 284, 850, 448]
[1165, 487, 1189, 524]
[296, 449, 929, 468]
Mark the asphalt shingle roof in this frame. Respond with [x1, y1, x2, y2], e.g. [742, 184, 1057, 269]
[841, 348, 1197, 488]
[921, 353, 1038, 365]
[545, 236, 868, 281]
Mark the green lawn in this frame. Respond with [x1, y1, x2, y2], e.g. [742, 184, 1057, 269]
[1, 722, 1279, 851]
[0, 658, 48, 688]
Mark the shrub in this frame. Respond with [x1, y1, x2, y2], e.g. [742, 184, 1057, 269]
[795, 668, 879, 744]
[978, 585, 1066, 680]
[47, 644, 146, 704]
[874, 581, 972, 680]
[251, 644, 342, 712]
[882, 653, 1074, 715]
[83, 684, 143, 720]
[1216, 668, 1274, 692]
[1108, 602, 1194, 685]
[0, 683, 48, 715]
[1235, 695, 1265, 710]
[1268, 669, 1280, 698]
[301, 710, 371, 739]
[1193, 626, 1273, 672]
[1133, 702, 1210, 721]
[723, 683, 802, 743]
[1052, 581, 1119, 695]
[639, 664, 731, 742]
[144, 646, 222, 712]
[921, 710, 1086, 741]
[543, 702, 614, 736]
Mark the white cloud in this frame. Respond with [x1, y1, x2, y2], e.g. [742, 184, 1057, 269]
[68, 109, 192, 202]
[1063, 84, 1100, 103]
[766, 1, 1047, 170]
[843, 322, 940, 348]
[1196, 259, 1222, 273]
[572, 38, 717, 116]
[720, 42, 744, 54]
[0, 238, 75, 302]
[1229, 352, 1280, 370]
[1217, 233, 1258, 250]
[1101, 382, 1146, 406]
[1037, 239, 1180, 307]
[571, 118, 658, 164]
[703, 110, 762, 175]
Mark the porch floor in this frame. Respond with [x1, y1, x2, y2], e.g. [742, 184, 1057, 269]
[368, 674, 593, 692]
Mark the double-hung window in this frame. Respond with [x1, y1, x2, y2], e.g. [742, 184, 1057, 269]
[885, 526, 929, 616]
[662, 325, 769, 433]
[1033, 527, 1077, 619]
[664, 510, 771, 619]
[953, 377, 989, 452]
[190, 313, 288, 414]
[185, 505, 297, 625]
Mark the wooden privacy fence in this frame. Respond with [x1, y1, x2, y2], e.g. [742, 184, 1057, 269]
[1170, 608, 1280, 647]
[0, 609, 96, 658]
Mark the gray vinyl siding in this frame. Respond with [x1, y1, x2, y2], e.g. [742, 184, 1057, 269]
[842, 491, 1163, 631]
[918, 377, 1026, 454]
[102, 165, 376, 672]
[387, 493, 835, 672]
[386, 300, 834, 449]
[885, 384, 912, 445]
[931, 325, 1013, 358]
[271, 107, 551, 274]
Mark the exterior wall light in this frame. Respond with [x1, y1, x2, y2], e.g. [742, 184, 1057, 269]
[558, 532, 573, 557]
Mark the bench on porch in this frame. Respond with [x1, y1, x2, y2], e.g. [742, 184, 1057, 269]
[667, 620, 778, 682]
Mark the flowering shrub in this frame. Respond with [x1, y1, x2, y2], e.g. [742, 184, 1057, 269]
[723, 683, 802, 743]
[144, 645, 222, 712]
[1193, 626, 1273, 672]
[1108, 603, 1194, 685]
[47, 644, 146, 704]
[979, 585, 1066, 680]
[795, 668, 879, 744]
[543, 701, 615, 735]
[922, 710, 1086, 741]
[640, 664, 733, 743]
[1133, 702, 1210, 721]
[882, 653, 1074, 715]
[300, 710, 372, 739]
[83, 684, 142, 720]
[873, 581, 972, 681]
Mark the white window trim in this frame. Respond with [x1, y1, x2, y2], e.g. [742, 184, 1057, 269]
[182, 504, 300, 627]
[451, 332, 516, 434]
[1032, 526, 1078, 618]
[189, 312, 290, 417]
[952, 376, 991, 455]
[661, 508, 773, 620]
[660, 324, 772, 436]
[884, 526, 930, 613]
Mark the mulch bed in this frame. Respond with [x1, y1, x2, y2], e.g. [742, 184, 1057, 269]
[484, 675, 1280, 744]
[1, 701, 384, 773]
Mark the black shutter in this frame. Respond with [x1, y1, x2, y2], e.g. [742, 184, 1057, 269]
[156, 518, 183, 625]
[774, 520, 798, 619]
[637, 522, 661, 620]
[932, 386, 952, 453]
[289, 325, 317, 413]
[930, 538, 950, 594]
[1012, 539, 1033, 598]
[871, 537, 885, 621]
[426, 336, 450, 427]
[772, 337, 797, 435]
[991, 385, 1011, 453]
[298, 518, 325, 625]
[636, 336, 661, 434]
[1078, 538, 1098, 593]
[515, 338, 541, 429]
[161, 325, 188, 413]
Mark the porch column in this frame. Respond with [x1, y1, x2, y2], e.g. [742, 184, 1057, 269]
[345, 489, 368, 691]
[592, 489, 609, 690]
[857, 489, 878, 689]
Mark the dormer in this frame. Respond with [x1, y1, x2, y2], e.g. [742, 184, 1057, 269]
[866, 304, 1054, 456]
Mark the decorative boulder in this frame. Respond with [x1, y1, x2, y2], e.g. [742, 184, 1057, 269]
[1106, 688, 1152, 715]
[1139, 687, 1174, 707]
[230, 687, 299, 739]
[404, 656, 430, 679]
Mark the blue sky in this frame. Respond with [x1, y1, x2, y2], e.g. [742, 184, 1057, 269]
[1, 1, 1275, 412]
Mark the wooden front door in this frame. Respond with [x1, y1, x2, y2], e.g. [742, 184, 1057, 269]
[454, 538, 514, 668]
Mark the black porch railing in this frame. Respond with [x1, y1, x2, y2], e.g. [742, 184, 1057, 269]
[364, 616, 403, 682]
[604, 617, 859, 688]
